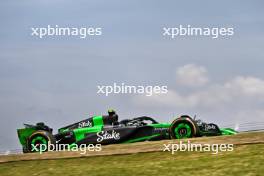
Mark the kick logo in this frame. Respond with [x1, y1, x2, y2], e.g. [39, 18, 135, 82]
[97, 130, 120, 142]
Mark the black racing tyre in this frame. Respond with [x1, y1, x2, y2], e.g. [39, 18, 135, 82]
[22, 147, 29, 153]
[169, 116, 198, 139]
[27, 130, 55, 153]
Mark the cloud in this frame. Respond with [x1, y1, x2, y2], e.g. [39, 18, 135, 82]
[224, 76, 264, 97]
[176, 64, 209, 87]
[133, 65, 264, 124]
[134, 90, 198, 108]
[134, 85, 231, 109]
[135, 76, 264, 108]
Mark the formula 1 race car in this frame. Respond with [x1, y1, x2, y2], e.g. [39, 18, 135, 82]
[17, 110, 237, 153]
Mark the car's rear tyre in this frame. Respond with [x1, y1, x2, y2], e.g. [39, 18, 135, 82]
[27, 130, 55, 153]
[170, 116, 198, 139]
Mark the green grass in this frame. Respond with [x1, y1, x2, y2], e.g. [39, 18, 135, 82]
[0, 132, 264, 176]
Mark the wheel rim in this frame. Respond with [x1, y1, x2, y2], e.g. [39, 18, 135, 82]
[31, 136, 48, 152]
[174, 123, 192, 138]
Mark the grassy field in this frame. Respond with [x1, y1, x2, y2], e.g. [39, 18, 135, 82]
[0, 132, 263, 176]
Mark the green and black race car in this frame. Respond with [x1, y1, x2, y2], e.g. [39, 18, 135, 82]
[17, 110, 237, 153]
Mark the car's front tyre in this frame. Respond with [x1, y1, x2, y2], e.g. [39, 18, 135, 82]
[169, 116, 198, 139]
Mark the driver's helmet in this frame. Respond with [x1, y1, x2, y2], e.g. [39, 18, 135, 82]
[107, 109, 118, 124]
[108, 109, 116, 116]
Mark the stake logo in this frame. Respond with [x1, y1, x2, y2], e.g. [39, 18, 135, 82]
[205, 124, 216, 131]
[78, 121, 92, 128]
[97, 130, 120, 142]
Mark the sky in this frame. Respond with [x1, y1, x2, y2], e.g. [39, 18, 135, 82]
[0, 0, 264, 150]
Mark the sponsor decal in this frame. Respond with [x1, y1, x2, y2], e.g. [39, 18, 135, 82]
[78, 121, 92, 128]
[205, 124, 216, 130]
[97, 130, 120, 142]
[153, 128, 166, 133]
